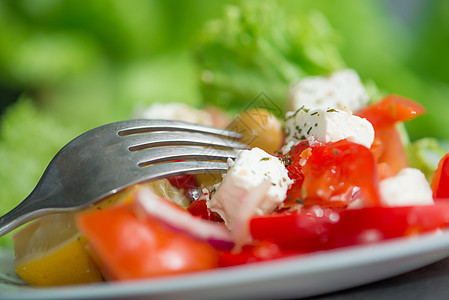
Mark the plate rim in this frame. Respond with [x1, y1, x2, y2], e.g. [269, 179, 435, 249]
[2, 229, 449, 299]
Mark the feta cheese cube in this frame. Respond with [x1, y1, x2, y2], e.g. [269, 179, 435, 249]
[283, 107, 374, 152]
[289, 69, 369, 112]
[208, 147, 293, 230]
[379, 168, 434, 207]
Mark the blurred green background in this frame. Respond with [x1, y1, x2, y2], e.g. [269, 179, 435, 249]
[0, 0, 448, 246]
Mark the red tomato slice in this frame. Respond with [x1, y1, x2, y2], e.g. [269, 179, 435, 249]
[283, 141, 310, 207]
[431, 153, 449, 198]
[77, 203, 219, 281]
[356, 94, 425, 128]
[250, 203, 449, 252]
[300, 140, 381, 207]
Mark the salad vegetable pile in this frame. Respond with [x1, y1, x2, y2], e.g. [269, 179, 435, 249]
[12, 69, 449, 286]
[2, 1, 449, 242]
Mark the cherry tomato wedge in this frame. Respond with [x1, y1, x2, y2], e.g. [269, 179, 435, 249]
[77, 203, 219, 281]
[300, 140, 381, 207]
[431, 153, 449, 198]
[250, 203, 449, 252]
[356, 94, 425, 128]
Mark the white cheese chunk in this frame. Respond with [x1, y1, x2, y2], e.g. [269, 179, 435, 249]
[379, 168, 434, 207]
[283, 107, 374, 153]
[208, 147, 293, 230]
[134, 102, 213, 126]
[289, 69, 369, 112]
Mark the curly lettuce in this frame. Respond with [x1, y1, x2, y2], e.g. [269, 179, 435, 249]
[194, 1, 345, 114]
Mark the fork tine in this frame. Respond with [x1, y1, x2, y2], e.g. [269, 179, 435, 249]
[132, 147, 237, 167]
[123, 132, 247, 151]
[128, 161, 230, 186]
[116, 119, 241, 139]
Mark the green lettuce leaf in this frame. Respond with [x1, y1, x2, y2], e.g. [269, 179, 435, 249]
[194, 1, 345, 114]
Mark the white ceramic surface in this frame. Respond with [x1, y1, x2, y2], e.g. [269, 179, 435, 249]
[2, 230, 449, 300]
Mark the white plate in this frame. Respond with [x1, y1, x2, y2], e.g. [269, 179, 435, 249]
[2, 230, 449, 300]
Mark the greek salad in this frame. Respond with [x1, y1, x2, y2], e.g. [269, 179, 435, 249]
[14, 69, 449, 284]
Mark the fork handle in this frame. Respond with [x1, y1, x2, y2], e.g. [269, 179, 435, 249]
[0, 196, 51, 237]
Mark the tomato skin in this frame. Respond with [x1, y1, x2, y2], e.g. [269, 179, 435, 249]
[431, 153, 449, 198]
[356, 94, 425, 128]
[77, 203, 219, 281]
[300, 140, 381, 207]
[283, 141, 310, 207]
[250, 203, 449, 252]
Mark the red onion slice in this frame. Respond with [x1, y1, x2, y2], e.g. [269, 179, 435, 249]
[134, 187, 234, 249]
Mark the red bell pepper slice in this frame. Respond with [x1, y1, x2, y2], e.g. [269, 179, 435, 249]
[250, 203, 449, 252]
[356, 94, 425, 129]
[373, 125, 410, 176]
[356, 95, 425, 177]
[218, 241, 292, 267]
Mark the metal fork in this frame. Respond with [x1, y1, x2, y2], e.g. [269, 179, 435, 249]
[0, 119, 246, 236]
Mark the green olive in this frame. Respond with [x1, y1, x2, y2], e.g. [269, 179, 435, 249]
[229, 108, 283, 154]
